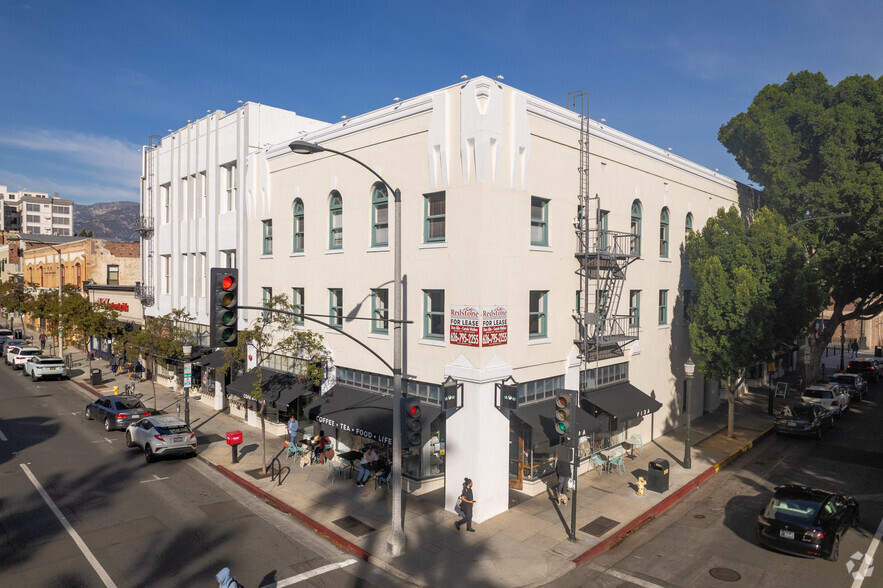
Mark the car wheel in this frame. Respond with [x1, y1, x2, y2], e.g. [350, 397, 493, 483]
[85, 406, 93, 420]
[145, 444, 156, 463]
[125, 431, 135, 448]
[103, 417, 113, 432]
[32, 373, 38, 382]
[827, 535, 840, 562]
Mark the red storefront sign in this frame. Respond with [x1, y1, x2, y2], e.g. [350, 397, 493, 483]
[449, 305, 480, 346]
[482, 305, 508, 346]
[97, 298, 130, 312]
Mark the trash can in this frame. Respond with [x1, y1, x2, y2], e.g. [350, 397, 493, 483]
[90, 368, 102, 386]
[647, 458, 670, 493]
[875, 346, 882, 358]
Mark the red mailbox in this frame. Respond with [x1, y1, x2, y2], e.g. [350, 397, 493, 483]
[226, 430, 243, 445]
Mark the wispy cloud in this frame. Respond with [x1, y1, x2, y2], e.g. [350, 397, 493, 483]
[0, 168, 138, 203]
[0, 129, 141, 175]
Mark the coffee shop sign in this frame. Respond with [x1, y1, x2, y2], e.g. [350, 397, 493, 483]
[97, 298, 130, 312]
[316, 415, 392, 445]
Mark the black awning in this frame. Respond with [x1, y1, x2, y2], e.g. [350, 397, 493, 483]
[226, 368, 312, 409]
[582, 382, 662, 421]
[514, 396, 604, 444]
[195, 350, 231, 369]
[307, 385, 441, 445]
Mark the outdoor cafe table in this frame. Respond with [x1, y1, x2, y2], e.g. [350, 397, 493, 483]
[600, 446, 626, 469]
[337, 450, 363, 477]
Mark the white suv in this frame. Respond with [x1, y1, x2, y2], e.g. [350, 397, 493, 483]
[802, 383, 850, 418]
[10, 347, 41, 370]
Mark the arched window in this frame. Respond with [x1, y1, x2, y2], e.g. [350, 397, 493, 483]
[685, 212, 693, 235]
[371, 183, 388, 247]
[659, 207, 670, 258]
[329, 191, 343, 250]
[292, 198, 304, 253]
[76, 263, 82, 288]
[630, 200, 642, 255]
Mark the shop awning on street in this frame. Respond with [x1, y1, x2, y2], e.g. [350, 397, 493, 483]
[582, 382, 662, 421]
[195, 350, 231, 370]
[226, 368, 312, 409]
[307, 385, 441, 445]
[514, 396, 604, 445]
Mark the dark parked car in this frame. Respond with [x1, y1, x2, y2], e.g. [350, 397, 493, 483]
[757, 485, 859, 561]
[85, 395, 151, 431]
[828, 373, 867, 402]
[846, 358, 879, 383]
[773, 402, 834, 439]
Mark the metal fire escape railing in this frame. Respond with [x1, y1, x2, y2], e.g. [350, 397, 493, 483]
[569, 93, 639, 375]
[137, 135, 160, 307]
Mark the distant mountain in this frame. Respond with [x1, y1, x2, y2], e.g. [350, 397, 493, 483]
[73, 201, 140, 241]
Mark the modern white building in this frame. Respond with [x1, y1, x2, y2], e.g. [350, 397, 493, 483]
[0, 185, 74, 236]
[142, 77, 746, 523]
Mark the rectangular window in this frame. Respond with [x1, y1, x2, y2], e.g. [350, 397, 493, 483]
[292, 288, 305, 326]
[529, 290, 548, 338]
[329, 288, 343, 328]
[423, 289, 445, 339]
[180, 176, 189, 220]
[371, 288, 389, 334]
[629, 290, 641, 329]
[262, 219, 273, 255]
[598, 209, 609, 251]
[658, 289, 668, 325]
[162, 255, 171, 294]
[531, 196, 549, 246]
[52, 216, 69, 225]
[262, 287, 273, 320]
[199, 171, 207, 218]
[222, 163, 237, 212]
[424, 192, 445, 243]
[161, 184, 171, 223]
[199, 253, 206, 298]
[107, 265, 119, 286]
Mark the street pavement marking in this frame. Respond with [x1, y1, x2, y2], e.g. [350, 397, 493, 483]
[594, 567, 664, 588]
[259, 558, 358, 587]
[0, 428, 7, 441]
[140, 474, 169, 484]
[20, 463, 118, 588]
[851, 506, 883, 587]
[91, 438, 116, 444]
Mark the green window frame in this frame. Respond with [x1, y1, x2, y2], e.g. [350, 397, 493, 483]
[262, 219, 273, 255]
[292, 287, 304, 326]
[630, 200, 642, 255]
[329, 191, 343, 250]
[293, 199, 304, 253]
[329, 288, 343, 328]
[658, 289, 668, 325]
[423, 289, 445, 339]
[598, 209, 609, 251]
[424, 192, 445, 243]
[531, 196, 549, 246]
[529, 290, 548, 338]
[371, 183, 389, 247]
[262, 287, 272, 320]
[371, 288, 389, 334]
[629, 290, 641, 329]
[660, 207, 670, 258]
[685, 212, 693, 235]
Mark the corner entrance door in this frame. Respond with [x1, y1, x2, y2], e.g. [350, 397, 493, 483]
[508, 421, 525, 490]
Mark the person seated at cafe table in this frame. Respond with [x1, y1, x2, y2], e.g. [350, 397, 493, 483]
[354, 447, 379, 488]
[313, 431, 331, 464]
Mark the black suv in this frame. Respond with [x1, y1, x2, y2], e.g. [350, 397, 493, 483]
[846, 358, 879, 383]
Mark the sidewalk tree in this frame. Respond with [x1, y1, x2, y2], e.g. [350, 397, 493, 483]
[686, 206, 822, 436]
[220, 293, 325, 475]
[63, 293, 119, 375]
[719, 71, 883, 383]
[119, 309, 195, 412]
[0, 280, 31, 333]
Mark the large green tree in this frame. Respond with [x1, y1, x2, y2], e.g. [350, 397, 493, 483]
[686, 206, 822, 435]
[221, 293, 325, 475]
[719, 71, 883, 383]
[0, 280, 30, 334]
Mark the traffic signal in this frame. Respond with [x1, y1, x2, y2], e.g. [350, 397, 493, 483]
[554, 392, 571, 435]
[403, 398, 423, 446]
[210, 268, 239, 348]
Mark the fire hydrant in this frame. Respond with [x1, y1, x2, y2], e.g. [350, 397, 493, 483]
[636, 476, 646, 496]
[113, 385, 119, 396]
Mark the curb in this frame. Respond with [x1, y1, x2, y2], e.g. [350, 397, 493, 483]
[572, 426, 774, 566]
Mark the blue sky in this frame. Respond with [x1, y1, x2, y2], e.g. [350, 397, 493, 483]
[2, 0, 881, 204]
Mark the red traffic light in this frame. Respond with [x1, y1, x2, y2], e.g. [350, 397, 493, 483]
[221, 275, 236, 290]
[407, 404, 421, 418]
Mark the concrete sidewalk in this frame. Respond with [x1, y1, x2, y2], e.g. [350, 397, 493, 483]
[50, 331, 873, 588]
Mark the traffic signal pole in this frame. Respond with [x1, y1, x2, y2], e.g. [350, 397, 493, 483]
[570, 397, 579, 541]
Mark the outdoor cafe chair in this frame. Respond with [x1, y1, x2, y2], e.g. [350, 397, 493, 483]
[589, 454, 605, 477]
[325, 459, 345, 484]
[608, 454, 626, 477]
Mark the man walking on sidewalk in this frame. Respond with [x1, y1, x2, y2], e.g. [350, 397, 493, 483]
[39, 332, 46, 351]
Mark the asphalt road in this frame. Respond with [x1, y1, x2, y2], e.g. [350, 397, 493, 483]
[0, 360, 398, 587]
[557, 380, 883, 588]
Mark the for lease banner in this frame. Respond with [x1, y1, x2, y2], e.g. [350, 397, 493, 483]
[449, 305, 480, 346]
[482, 305, 508, 346]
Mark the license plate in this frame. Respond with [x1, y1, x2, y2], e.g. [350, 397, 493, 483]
[779, 530, 795, 539]
[173, 436, 183, 443]
[787, 421, 796, 427]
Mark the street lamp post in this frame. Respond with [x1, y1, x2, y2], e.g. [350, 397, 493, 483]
[289, 140, 407, 557]
[840, 323, 846, 372]
[684, 357, 695, 470]
[183, 344, 192, 427]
